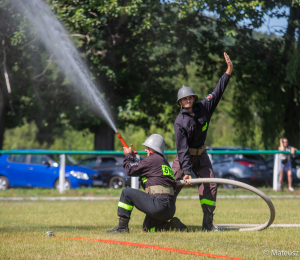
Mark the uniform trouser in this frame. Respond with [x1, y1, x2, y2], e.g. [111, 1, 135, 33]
[117, 187, 176, 231]
[172, 151, 217, 213]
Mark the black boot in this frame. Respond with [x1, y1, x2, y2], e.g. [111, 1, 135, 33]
[202, 213, 218, 232]
[169, 217, 187, 231]
[143, 218, 187, 232]
[107, 217, 129, 233]
[155, 221, 172, 232]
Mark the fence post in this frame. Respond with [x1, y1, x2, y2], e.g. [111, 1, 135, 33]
[59, 154, 66, 194]
[131, 177, 139, 189]
[131, 155, 141, 189]
[273, 154, 281, 191]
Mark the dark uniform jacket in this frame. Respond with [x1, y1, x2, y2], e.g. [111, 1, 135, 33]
[174, 73, 231, 175]
[123, 152, 176, 199]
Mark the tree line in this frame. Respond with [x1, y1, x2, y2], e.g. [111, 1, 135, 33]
[0, 0, 299, 150]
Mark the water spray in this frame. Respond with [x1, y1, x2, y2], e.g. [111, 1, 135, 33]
[2, 40, 15, 116]
[17, 0, 117, 132]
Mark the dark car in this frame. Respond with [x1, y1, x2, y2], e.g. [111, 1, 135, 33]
[78, 155, 133, 188]
[266, 154, 300, 187]
[0, 149, 102, 190]
[169, 146, 271, 188]
[206, 146, 271, 188]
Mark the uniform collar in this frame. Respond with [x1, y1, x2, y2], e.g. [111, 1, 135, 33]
[153, 152, 165, 158]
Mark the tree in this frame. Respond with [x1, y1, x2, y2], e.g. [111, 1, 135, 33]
[5, 0, 298, 151]
[49, 0, 268, 144]
[227, 1, 300, 148]
[0, 0, 81, 148]
[0, 0, 28, 149]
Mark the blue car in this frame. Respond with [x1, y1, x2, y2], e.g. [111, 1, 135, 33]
[0, 149, 103, 190]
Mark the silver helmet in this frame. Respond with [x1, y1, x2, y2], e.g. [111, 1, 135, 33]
[142, 134, 165, 155]
[177, 85, 198, 105]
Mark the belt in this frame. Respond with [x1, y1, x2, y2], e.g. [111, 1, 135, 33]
[189, 144, 207, 156]
[145, 185, 174, 195]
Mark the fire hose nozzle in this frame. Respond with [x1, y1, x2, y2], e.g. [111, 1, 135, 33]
[116, 132, 129, 148]
[131, 144, 137, 154]
[116, 132, 137, 156]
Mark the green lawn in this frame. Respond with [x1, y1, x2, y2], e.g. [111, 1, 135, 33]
[1, 197, 299, 259]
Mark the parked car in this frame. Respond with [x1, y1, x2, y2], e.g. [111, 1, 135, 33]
[265, 154, 300, 186]
[206, 146, 271, 188]
[0, 149, 103, 190]
[77, 155, 140, 188]
[170, 146, 271, 188]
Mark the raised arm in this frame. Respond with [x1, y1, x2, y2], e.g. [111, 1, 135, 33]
[123, 148, 148, 176]
[224, 52, 233, 75]
[201, 53, 232, 116]
[278, 138, 284, 151]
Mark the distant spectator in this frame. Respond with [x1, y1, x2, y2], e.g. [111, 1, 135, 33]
[278, 138, 298, 192]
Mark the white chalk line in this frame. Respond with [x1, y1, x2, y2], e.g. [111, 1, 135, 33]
[217, 224, 300, 228]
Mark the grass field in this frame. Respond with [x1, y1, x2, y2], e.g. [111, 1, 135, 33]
[1, 187, 300, 260]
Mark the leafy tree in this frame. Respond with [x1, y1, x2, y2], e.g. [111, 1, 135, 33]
[0, 0, 96, 149]
[47, 0, 269, 148]
[4, 0, 300, 151]
[227, 1, 300, 148]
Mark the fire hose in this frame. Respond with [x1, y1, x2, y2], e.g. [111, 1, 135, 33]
[177, 178, 276, 231]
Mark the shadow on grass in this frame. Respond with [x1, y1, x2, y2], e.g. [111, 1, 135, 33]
[1, 224, 240, 234]
[187, 225, 240, 232]
[0, 225, 115, 233]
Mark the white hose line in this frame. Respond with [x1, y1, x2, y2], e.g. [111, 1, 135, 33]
[216, 224, 300, 228]
[176, 178, 276, 231]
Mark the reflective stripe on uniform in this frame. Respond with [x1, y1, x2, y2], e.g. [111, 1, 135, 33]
[142, 177, 147, 183]
[150, 227, 155, 232]
[200, 198, 216, 206]
[202, 122, 207, 131]
[162, 165, 175, 179]
[118, 201, 134, 211]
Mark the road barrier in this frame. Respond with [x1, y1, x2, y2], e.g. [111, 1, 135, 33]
[1, 150, 299, 155]
[1, 150, 299, 193]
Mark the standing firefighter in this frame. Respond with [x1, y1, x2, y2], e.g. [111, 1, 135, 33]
[107, 134, 186, 233]
[172, 52, 233, 231]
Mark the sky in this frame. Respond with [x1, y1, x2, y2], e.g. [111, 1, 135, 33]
[204, 6, 290, 37]
[257, 13, 288, 36]
[243, 7, 289, 36]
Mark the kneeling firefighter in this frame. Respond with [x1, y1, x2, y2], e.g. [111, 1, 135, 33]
[107, 134, 186, 233]
[172, 52, 233, 231]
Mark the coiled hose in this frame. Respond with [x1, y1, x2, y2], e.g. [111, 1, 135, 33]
[177, 178, 275, 231]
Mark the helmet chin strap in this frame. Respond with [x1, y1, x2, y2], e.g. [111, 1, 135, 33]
[180, 102, 194, 110]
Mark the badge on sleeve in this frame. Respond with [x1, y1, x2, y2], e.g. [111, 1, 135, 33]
[205, 92, 215, 102]
[129, 162, 138, 168]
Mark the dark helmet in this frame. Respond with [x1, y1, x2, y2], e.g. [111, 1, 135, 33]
[177, 85, 198, 105]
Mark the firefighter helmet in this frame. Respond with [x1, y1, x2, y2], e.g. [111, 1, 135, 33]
[142, 134, 165, 155]
[177, 85, 198, 105]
